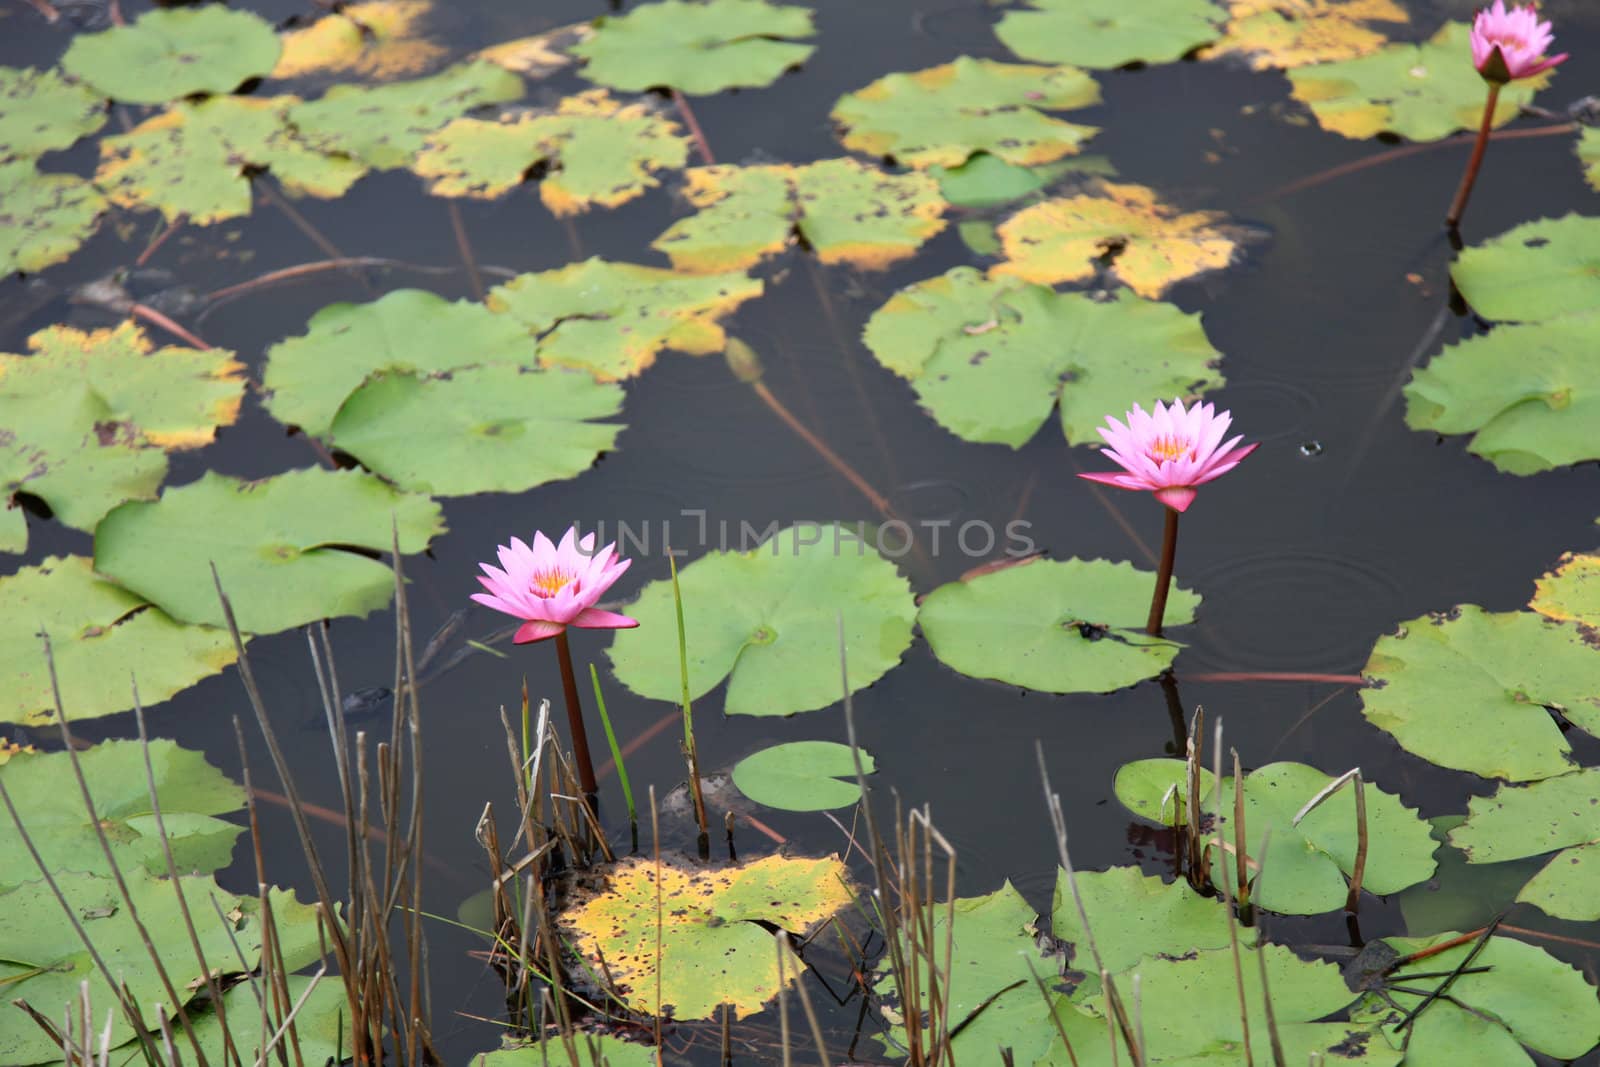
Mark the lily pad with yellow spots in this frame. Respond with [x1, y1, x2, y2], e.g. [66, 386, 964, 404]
[0, 161, 105, 275]
[561, 853, 852, 1019]
[1288, 22, 1551, 142]
[1532, 552, 1600, 629]
[831, 57, 1100, 170]
[488, 258, 762, 380]
[1204, 0, 1409, 71]
[0, 67, 105, 163]
[993, 181, 1239, 298]
[1578, 127, 1600, 191]
[474, 23, 592, 79]
[652, 158, 946, 272]
[273, 0, 446, 81]
[413, 90, 689, 214]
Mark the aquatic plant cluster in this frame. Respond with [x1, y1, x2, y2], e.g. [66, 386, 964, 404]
[2, 0, 1600, 1064]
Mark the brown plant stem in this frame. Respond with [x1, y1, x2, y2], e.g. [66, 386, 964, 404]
[553, 629, 599, 800]
[672, 88, 716, 164]
[1146, 506, 1180, 637]
[135, 215, 183, 267]
[446, 201, 485, 302]
[19, 0, 61, 22]
[751, 380, 895, 517]
[130, 304, 211, 350]
[1182, 671, 1366, 685]
[1446, 82, 1503, 229]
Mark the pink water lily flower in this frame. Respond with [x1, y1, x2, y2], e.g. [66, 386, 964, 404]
[472, 527, 638, 644]
[1078, 399, 1257, 513]
[1471, 0, 1567, 82]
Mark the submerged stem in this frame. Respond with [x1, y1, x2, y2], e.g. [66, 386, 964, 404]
[552, 630, 599, 800]
[1146, 507, 1180, 637]
[1445, 82, 1502, 230]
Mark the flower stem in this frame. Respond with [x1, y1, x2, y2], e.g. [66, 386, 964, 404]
[1446, 82, 1502, 230]
[1146, 506, 1180, 637]
[553, 630, 599, 800]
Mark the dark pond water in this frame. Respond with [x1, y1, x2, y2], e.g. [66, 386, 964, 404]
[6, 0, 1600, 1061]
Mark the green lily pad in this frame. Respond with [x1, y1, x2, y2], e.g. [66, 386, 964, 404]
[0, 740, 242, 889]
[730, 741, 876, 811]
[1578, 127, 1600, 191]
[561, 853, 852, 1019]
[1404, 315, 1600, 475]
[1397, 815, 1541, 936]
[607, 523, 915, 717]
[487, 258, 762, 381]
[1113, 756, 1215, 824]
[0, 556, 240, 727]
[93, 468, 446, 635]
[929, 152, 1113, 211]
[1451, 214, 1600, 325]
[60, 7, 282, 104]
[96, 96, 367, 224]
[1287, 22, 1551, 142]
[1449, 768, 1600, 921]
[1531, 551, 1600, 628]
[651, 158, 946, 272]
[290, 60, 524, 170]
[995, 0, 1224, 69]
[0, 160, 105, 274]
[476, 1035, 656, 1067]
[570, 0, 816, 96]
[327, 366, 624, 496]
[831, 57, 1101, 170]
[1360, 606, 1600, 782]
[864, 267, 1224, 448]
[1351, 932, 1600, 1065]
[0, 67, 105, 163]
[191, 976, 350, 1067]
[264, 288, 537, 437]
[917, 557, 1199, 693]
[413, 89, 688, 213]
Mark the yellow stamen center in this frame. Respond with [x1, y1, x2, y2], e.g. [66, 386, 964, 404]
[1146, 434, 1193, 464]
[530, 570, 575, 598]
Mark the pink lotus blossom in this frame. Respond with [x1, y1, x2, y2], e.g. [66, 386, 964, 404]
[1471, 1, 1566, 82]
[1077, 399, 1257, 513]
[472, 527, 637, 644]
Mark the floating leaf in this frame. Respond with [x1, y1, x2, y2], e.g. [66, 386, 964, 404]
[1403, 314, 1600, 475]
[1449, 768, 1600, 921]
[1203, 0, 1409, 70]
[94, 468, 446, 635]
[862, 267, 1224, 447]
[96, 96, 367, 224]
[1351, 932, 1600, 1064]
[561, 853, 851, 1019]
[413, 89, 688, 213]
[477, 1035, 655, 1067]
[607, 523, 915, 717]
[930, 153, 1112, 211]
[1451, 214, 1600, 325]
[918, 557, 1199, 693]
[652, 158, 946, 272]
[264, 288, 537, 437]
[327, 366, 624, 496]
[570, 0, 816, 96]
[1113, 756, 1215, 824]
[1578, 127, 1600, 191]
[191, 977, 349, 1067]
[833, 57, 1100, 170]
[0, 161, 105, 274]
[0, 67, 105, 163]
[994, 182, 1239, 298]
[1532, 551, 1600, 628]
[995, 0, 1223, 69]
[730, 741, 875, 811]
[1287, 23, 1551, 141]
[0, 738, 33, 765]
[474, 23, 591, 79]
[290, 60, 524, 170]
[1360, 606, 1600, 782]
[61, 7, 282, 104]
[0, 556, 239, 727]
[1397, 815, 1540, 936]
[487, 258, 762, 380]
[273, 0, 446, 81]
[0, 740, 242, 889]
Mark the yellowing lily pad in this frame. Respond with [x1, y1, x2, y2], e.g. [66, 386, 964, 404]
[60, 6, 282, 104]
[1288, 22, 1551, 142]
[1203, 0, 1409, 70]
[993, 181, 1239, 298]
[273, 0, 446, 81]
[995, 0, 1224, 70]
[474, 23, 591, 79]
[0, 160, 105, 274]
[570, 0, 816, 96]
[831, 57, 1100, 170]
[96, 96, 367, 224]
[0, 67, 105, 163]
[487, 258, 762, 380]
[1578, 127, 1600, 191]
[651, 158, 946, 272]
[1532, 552, 1600, 629]
[863, 267, 1225, 447]
[0, 556, 239, 727]
[413, 89, 688, 214]
[561, 853, 852, 1019]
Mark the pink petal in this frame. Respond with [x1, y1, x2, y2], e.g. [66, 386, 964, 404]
[571, 607, 639, 630]
[514, 619, 566, 644]
[1154, 486, 1198, 512]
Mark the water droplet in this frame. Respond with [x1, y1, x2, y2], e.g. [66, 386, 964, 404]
[1298, 440, 1324, 458]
